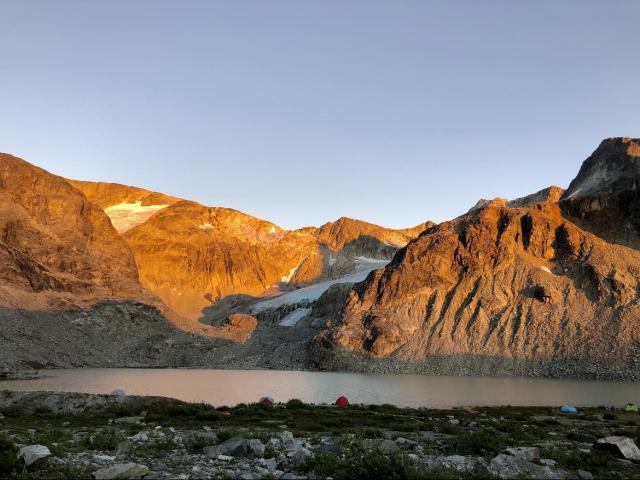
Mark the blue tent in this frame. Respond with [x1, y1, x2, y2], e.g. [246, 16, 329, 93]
[560, 405, 577, 414]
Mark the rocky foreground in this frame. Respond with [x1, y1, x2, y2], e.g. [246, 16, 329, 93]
[1, 391, 639, 479]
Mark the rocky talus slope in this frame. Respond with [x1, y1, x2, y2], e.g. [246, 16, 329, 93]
[314, 138, 640, 379]
[0, 153, 157, 311]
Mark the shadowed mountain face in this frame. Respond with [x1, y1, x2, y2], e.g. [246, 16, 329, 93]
[0, 154, 158, 311]
[318, 138, 640, 369]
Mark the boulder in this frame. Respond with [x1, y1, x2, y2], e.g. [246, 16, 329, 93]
[504, 446, 540, 462]
[17, 445, 51, 467]
[204, 437, 265, 458]
[93, 463, 149, 479]
[595, 436, 640, 462]
[423, 455, 489, 475]
[489, 454, 565, 479]
[288, 447, 313, 467]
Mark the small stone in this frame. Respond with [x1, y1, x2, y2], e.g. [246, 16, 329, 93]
[114, 416, 145, 425]
[129, 431, 148, 442]
[93, 463, 149, 480]
[539, 459, 556, 466]
[577, 470, 594, 480]
[110, 389, 127, 397]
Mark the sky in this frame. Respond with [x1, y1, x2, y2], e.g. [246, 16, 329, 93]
[1, 1, 639, 230]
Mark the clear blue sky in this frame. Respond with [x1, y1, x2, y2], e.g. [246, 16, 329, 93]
[1, 1, 639, 229]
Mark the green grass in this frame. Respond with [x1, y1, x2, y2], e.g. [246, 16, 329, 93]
[447, 430, 508, 457]
[0, 433, 19, 477]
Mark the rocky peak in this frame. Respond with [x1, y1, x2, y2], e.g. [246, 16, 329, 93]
[561, 137, 640, 237]
[507, 186, 564, 208]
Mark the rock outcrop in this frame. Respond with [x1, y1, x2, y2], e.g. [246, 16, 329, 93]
[0, 153, 157, 311]
[317, 138, 640, 377]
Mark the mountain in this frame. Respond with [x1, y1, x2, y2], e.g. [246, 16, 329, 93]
[314, 138, 640, 379]
[0, 153, 157, 311]
[122, 203, 429, 321]
[67, 180, 181, 232]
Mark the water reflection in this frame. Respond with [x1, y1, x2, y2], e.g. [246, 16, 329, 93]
[2, 369, 639, 408]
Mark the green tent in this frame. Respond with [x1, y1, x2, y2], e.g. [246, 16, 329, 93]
[623, 403, 639, 412]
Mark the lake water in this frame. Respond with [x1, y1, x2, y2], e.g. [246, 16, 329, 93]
[2, 369, 639, 408]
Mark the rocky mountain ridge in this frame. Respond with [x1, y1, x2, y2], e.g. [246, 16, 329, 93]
[313, 137, 640, 378]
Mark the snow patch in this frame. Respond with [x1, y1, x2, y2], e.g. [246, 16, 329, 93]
[104, 202, 168, 232]
[252, 257, 388, 313]
[281, 264, 300, 283]
[199, 223, 214, 231]
[279, 308, 312, 327]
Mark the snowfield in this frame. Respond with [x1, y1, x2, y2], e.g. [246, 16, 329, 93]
[278, 307, 313, 326]
[251, 257, 389, 313]
[104, 201, 168, 232]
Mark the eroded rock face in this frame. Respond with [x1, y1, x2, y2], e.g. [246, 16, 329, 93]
[319, 139, 640, 367]
[0, 154, 157, 311]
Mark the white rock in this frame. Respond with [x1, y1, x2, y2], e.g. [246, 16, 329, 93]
[110, 389, 127, 398]
[17, 445, 51, 466]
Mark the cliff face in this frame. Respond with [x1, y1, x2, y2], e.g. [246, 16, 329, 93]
[319, 138, 640, 369]
[0, 154, 157, 310]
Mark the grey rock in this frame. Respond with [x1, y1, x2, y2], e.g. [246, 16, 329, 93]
[129, 431, 148, 442]
[204, 437, 265, 458]
[540, 459, 556, 466]
[379, 439, 399, 453]
[504, 446, 540, 461]
[93, 463, 149, 479]
[17, 444, 51, 467]
[288, 446, 313, 467]
[259, 458, 278, 473]
[110, 389, 127, 398]
[422, 455, 488, 475]
[489, 454, 565, 479]
[595, 436, 640, 462]
[116, 440, 133, 453]
[394, 437, 417, 446]
[114, 416, 144, 424]
[577, 470, 594, 480]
